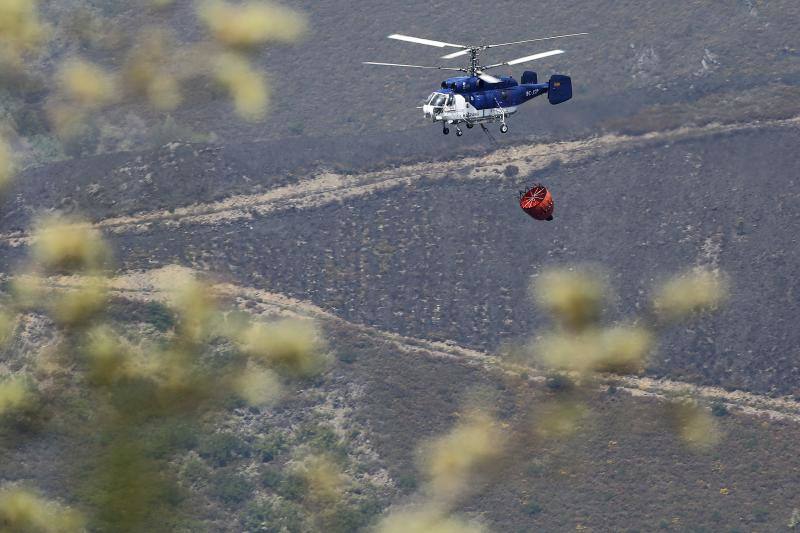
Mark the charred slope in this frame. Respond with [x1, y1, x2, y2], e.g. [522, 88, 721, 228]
[73, 123, 799, 396]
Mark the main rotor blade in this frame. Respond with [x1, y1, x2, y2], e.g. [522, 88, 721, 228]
[484, 32, 588, 49]
[441, 49, 471, 59]
[388, 34, 465, 48]
[482, 49, 564, 70]
[363, 61, 465, 72]
[477, 72, 502, 84]
[441, 33, 587, 59]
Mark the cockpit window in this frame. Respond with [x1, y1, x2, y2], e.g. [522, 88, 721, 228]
[427, 93, 437, 104]
[430, 93, 447, 107]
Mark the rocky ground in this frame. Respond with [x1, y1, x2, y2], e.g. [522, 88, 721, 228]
[2, 2, 799, 529]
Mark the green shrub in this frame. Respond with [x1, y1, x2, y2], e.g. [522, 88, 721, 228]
[209, 469, 253, 506]
[260, 467, 283, 490]
[711, 401, 729, 417]
[278, 472, 308, 501]
[144, 420, 199, 459]
[182, 456, 210, 485]
[198, 432, 249, 467]
[395, 472, 418, 492]
[242, 499, 306, 533]
[320, 502, 382, 533]
[338, 351, 357, 364]
[145, 302, 176, 332]
[525, 500, 543, 516]
[296, 423, 346, 459]
[255, 433, 287, 462]
[753, 508, 769, 523]
[545, 374, 574, 392]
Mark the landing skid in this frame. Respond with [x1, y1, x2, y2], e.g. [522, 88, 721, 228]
[442, 120, 507, 135]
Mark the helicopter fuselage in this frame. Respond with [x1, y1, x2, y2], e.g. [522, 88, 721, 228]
[423, 76, 548, 125]
[421, 72, 572, 134]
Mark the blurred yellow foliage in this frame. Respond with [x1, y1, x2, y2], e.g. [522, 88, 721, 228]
[598, 326, 652, 373]
[146, 74, 182, 110]
[31, 217, 109, 273]
[536, 400, 588, 439]
[58, 58, 117, 108]
[421, 411, 504, 501]
[233, 365, 283, 406]
[296, 454, 346, 504]
[531, 268, 607, 331]
[0, 0, 47, 63]
[213, 53, 269, 120]
[0, 376, 32, 415]
[10, 274, 45, 310]
[377, 505, 485, 533]
[49, 277, 108, 327]
[123, 28, 182, 110]
[653, 269, 728, 321]
[166, 272, 218, 342]
[46, 103, 88, 140]
[239, 318, 327, 377]
[85, 325, 131, 385]
[0, 137, 13, 192]
[669, 401, 721, 450]
[198, 1, 306, 48]
[0, 309, 14, 346]
[537, 326, 652, 374]
[0, 488, 84, 533]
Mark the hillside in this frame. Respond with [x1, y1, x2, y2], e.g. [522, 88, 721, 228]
[4, 117, 798, 396]
[5, 0, 800, 167]
[1, 1, 799, 532]
[3, 268, 800, 532]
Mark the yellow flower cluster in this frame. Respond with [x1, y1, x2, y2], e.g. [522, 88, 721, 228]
[57, 59, 117, 108]
[212, 53, 269, 121]
[0, 137, 13, 193]
[421, 411, 505, 501]
[0, 0, 48, 65]
[238, 317, 328, 377]
[536, 326, 653, 375]
[31, 217, 110, 273]
[668, 400, 721, 450]
[531, 268, 607, 331]
[0, 488, 84, 533]
[653, 269, 728, 321]
[198, 1, 306, 49]
[0, 376, 32, 416]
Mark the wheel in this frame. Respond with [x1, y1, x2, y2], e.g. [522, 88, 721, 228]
[443, 127, 450, 135]
[466, 123, 474, 129]
[500, 124, 508, 134]
[456, 129, 463, 137]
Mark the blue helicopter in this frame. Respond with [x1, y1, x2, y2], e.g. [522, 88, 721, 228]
[365, 32, 586, 136]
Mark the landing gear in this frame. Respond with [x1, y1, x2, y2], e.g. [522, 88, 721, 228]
[455, 126, 463, 137]
[443, 127, 450, 135]
[466, 123, 474, 129]
[500, 123, 509, 134]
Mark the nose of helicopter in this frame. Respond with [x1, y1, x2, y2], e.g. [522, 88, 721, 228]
[422, 104, 440, 122]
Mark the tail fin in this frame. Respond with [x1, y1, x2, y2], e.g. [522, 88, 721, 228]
[548, 75, 572, 105]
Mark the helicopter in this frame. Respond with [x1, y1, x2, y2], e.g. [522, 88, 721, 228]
[364, 32, 586, 136]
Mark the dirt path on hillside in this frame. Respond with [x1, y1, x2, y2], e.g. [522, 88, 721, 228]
[2, 116, 798, 246]
[39, 266, 800, 424]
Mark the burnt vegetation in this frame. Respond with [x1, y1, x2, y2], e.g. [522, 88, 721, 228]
[0, 1, 799, 532]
